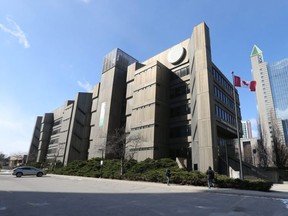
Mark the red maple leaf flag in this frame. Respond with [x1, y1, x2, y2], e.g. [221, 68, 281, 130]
[233, 75, 256, 91]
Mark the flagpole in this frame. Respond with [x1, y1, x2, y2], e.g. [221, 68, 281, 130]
[232, 71, 244, 180]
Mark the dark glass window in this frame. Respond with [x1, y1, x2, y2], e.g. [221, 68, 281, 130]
[170, 104, 191, 117]
[170, 125, 191, 138]
[170, 66, 189, 80]
[170, 84, 190, 98]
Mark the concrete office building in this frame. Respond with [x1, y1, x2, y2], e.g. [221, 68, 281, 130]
[242, 120, 252, 139]
[251, 46, 288, 147]
[26, 116, 42, 163]
[87, 22, 241, 173]
[28, 22, 241, 174]
[27, 92, 92, 165]
[88, 49, 138, 159]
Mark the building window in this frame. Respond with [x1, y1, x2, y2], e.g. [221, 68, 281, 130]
[170, 125, 191, 138]
[170, 84, 190, 98]
[215, 105, 236, 126]
[212, 67, 233, 94]
[170, 66, 189, 80]
[170, 104, 191, 117]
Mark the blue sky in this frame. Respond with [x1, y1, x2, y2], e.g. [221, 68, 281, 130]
[1, 0, 287, 156]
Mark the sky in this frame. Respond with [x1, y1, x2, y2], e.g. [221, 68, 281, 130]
[0, 0, 288, 156]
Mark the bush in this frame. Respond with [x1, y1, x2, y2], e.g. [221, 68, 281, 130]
[52, 158, 273, 192]
[214, 175, 273, 191]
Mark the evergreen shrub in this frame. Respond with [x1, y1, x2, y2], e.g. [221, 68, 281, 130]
[52, 157, 273, 191]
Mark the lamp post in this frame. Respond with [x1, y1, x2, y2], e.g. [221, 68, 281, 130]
[190, 140, 198, 171]
[98, 148, 104, 178]
[252, 149, 257, 166]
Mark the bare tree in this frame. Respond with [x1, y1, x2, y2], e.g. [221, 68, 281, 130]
[257, 117, 288, 168]
[0, 152, 5, 161]
[105, 127, 143, 175]
[256, 123, 270, 167]
[51, 144, 65, 170]
[271, 120, 288, 168]
[0, 152, 6, 168]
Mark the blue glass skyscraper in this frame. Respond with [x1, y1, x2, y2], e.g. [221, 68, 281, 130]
[268, 59, 288, 143]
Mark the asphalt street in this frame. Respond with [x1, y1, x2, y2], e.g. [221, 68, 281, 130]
[0, 171, 287, 216]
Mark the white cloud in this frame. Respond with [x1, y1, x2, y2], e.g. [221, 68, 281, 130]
[77, 79, 93, 92]
[0, 17, 30, 48]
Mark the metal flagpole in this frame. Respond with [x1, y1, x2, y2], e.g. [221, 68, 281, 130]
[232, 71, 244, 179]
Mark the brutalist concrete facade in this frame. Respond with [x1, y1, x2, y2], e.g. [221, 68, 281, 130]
[88, 49, 138, 159]
[28, 22, 240, 174]
[87, 22, 240, 173]
[28, 93, 92, 166]
[26, 116, 42, 163]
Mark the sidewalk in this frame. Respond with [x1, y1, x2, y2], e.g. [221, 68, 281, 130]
[0, 169, 12, 175]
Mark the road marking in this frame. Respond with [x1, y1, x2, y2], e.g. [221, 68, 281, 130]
[0, 207, 7, 211]
[280, 199, 288, 209]
[194, 205, 211, 209]
[27, 202, 50, 206]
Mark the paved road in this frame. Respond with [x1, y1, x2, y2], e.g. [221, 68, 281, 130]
[0, 172, 287, 216]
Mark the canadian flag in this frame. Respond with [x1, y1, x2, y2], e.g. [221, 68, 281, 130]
[233, 75, 256, 91]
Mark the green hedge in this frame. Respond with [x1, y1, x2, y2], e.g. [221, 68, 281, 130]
[214, 176, 273, 191]
[51, 158, 273, 192]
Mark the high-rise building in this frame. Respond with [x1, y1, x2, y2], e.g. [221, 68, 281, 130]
[242, 120, 252, 139]
[251, 45, 288, 146]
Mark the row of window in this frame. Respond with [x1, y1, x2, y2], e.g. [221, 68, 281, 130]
[49, 138, 59, 145]
[47, 148, 57, 154]
[53, 119, 62, 127]
[133, 102, 155, 111]
[212, 67, 233, 94]
[170, 84, 190, 98]
[134, 83, 155, 92]
[130, 147, 155, 152]
[214, 86, 234, 110]
[170, 66, 189, 80]
[170, 104, 191, 117]
[170, 125, 191, 138]
[215, 105, 236, 126]
[131, 124, 155, 131]
[51, 129, 61, 136]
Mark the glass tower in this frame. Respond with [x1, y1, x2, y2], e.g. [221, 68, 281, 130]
[251, 45, 288, 145]
[268, 59, 288, 144]
[242, 120, 252, 139]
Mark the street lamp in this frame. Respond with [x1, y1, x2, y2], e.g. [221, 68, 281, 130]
[252, 149, 257, 166]
[98, 148, 104, 178]
[190, 140, 198, 171]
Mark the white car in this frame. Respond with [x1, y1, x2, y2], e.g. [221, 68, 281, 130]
[12, 166, 46, 177]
